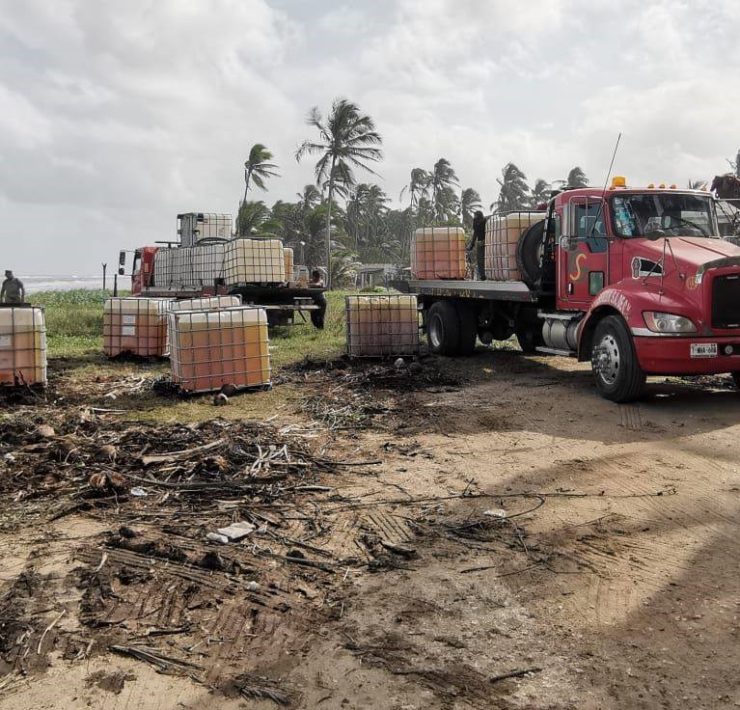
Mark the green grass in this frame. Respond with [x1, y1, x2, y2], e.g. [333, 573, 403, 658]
[30, 289, 111, 357]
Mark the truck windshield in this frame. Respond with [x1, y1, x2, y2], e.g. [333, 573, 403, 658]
[611, 194, 717, 238]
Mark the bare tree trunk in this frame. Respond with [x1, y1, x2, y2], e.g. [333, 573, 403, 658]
[238, 168, 252, 237]
[325, 156, 336, 290]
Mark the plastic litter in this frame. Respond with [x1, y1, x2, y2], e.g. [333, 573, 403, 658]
[216, 521, 256, 542]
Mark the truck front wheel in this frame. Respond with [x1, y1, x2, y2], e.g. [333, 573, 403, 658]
[591, 316, 646, 402]
[427, 301, 461, 356]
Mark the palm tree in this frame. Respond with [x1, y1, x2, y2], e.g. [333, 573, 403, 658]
[493, 163, 530, 212]
[241, 144, 279, 207]
[531, 178, 551, 204]
[430, 158, 460, 222]
[460, 188, 482, 231]
[296, 98, 383, 288]
[400, 168, 432, 210]
[236, 200, 271, 236]
[565, 166, 588, 188]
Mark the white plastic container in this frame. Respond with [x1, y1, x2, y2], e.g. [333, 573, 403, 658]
[223, 239, 285, 285]
[411, 227, 466, 280]
[485, 213, 544, 281]
[0, 306, 47, 386]
[153, 244, 226, 290]
[169, 307, 271, 393]
[103, 298, 169, 357]
[345, 295, 419, 357]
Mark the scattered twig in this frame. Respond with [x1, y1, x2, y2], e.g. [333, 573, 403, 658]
[37, 609, 66, 654]
[489, 667, 542, 684]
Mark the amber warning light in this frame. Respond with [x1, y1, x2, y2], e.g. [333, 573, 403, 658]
[611, 176, 627, 188]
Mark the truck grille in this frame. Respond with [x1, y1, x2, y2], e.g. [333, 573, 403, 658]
[712, 274, 740, 329]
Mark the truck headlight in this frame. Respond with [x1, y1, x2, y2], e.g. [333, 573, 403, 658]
[643, 312, 697, 334]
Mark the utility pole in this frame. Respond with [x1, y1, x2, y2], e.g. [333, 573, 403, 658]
[102, 263, 107, 291]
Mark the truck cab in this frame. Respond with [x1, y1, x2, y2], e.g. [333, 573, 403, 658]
[537, 178, 740, 400]
[126, 246, 158, 295]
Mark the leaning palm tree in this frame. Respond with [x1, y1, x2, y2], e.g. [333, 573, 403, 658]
[565, 166, 588, 188]
[493, 163, 530, 212]
[531, 178, 552, 205]
[460, 188, 482, 231]
[296, 98, 383, 288]
[241, 143, 279, 209]
[431, 158, 459, 222]
[400, 168, 432, 210]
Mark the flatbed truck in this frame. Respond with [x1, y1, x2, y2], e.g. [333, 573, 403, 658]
[397, 178, 740, 402]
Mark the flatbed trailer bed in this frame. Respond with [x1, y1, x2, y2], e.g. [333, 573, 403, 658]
[398, 279, 537, 302]
[138, 284, 326, 327]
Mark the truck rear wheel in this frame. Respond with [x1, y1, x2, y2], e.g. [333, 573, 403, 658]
[456, 303, 478, 355]
[591, 315, 646, 402]
[427, 301, 461, 356]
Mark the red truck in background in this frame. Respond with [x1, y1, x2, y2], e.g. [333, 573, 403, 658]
[400, 178, 740, 402]
[118, 213, 325, 328]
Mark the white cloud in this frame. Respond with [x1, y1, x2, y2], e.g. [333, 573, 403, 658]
[0, 0, 739, 274]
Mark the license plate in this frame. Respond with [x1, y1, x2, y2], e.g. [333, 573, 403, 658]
[690, 343, 717, 358]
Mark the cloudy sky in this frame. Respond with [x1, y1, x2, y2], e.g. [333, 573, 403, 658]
[2, 0, 739, 275]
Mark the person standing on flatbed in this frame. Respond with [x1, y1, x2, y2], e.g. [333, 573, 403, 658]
[1, 270, 25, 303]
[308, 269, 326, 329]
[472, 211, 486, 280]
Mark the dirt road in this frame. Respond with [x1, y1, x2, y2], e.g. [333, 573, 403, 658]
[0, 350, 738, 709]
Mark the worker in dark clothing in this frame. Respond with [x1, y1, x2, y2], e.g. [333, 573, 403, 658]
[308, 269, 327, 329]
[472, 211, 486, 280]
[1, 270, 25, 303]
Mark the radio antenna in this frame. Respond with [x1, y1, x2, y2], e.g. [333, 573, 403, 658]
[589, 132, 622, 238]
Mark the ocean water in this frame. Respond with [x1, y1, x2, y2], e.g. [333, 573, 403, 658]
[17, 275, 108, 294]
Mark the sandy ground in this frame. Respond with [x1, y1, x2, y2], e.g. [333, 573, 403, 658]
[0, 349, 738, 709]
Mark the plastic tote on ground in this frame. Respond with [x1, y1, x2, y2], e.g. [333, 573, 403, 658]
[485, 212, 544, 281]
[345, 295, 419, 357]
[411, 227, 467, 280]
[169, 307, 271, 393]
[103, 297, 170, 357]
[0, 305, 47, 386]
[223, 239, 285, 285]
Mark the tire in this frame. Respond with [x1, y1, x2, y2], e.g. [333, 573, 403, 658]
[514, 308, 544, 354]
[591, 315, 646, 402]
[427, 301, 461, 356]
[516, 220, 546, 289]
[515, 325, 544, 354]
[456, 303, 478, 355]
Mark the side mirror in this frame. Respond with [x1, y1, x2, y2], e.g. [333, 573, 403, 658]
[559, 235, 578, 252]
[118, 250, 126, 266]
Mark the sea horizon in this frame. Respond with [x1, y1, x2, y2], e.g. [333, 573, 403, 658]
[15, 274, 114, 294]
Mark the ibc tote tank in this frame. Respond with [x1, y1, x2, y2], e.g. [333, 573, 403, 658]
[103, 298, 169, 357]
[283, 247, 294, 283]
[485, 213, 544, 281]
[169, 307, 271, 393]
[411, 227, 466, 279]
[0, 305, 47, 386]
[345, 295, 419, 357]
[223, 239, 285, 285]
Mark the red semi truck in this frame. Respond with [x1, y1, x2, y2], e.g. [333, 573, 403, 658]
[400, 178, 740, 402]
